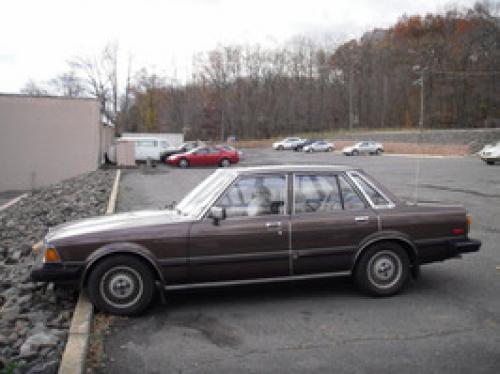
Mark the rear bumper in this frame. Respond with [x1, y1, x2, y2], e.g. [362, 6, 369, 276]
[30, 252, 82, 285]
[448, 238, 481, 254]
[417, 237, 481, 264]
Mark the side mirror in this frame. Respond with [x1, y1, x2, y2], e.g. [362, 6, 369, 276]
[209, 206, 226, 225]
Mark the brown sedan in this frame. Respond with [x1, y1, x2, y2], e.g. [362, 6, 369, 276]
[31, 165, 481, 315]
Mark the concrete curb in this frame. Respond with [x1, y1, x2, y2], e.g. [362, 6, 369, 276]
[0, 193, 28, 212]
[58, 169, 121, 374]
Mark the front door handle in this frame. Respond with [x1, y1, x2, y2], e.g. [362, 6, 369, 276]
[354, 216, 370, 222]
[266, 222, 282, 229]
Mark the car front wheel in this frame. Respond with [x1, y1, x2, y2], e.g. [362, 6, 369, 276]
[354, 242, 409, 297]
[87, 255, 155, 315]
[352, 150, 359, 156]
[220, 158, 231, 167]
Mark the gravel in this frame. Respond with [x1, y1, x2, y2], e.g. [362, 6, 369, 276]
[0, 170, 114, 373]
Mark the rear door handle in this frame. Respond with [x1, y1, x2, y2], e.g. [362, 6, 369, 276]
[354, 216, 370, 222]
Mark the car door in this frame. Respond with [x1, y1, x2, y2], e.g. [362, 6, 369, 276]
[291, 173, 379, 274]
[191, 148, 209, 166]
[188, 174, 291, 282]
[207, 147, 223, 165]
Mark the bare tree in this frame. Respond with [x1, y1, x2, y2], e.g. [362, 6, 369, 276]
[20, 80, 49, 96]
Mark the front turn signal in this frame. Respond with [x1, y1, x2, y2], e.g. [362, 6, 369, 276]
[43, 247, 61, 263]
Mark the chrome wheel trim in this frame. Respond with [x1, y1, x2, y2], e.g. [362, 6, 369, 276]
[99, 266, 144, 309]
[366, 250, 402, 289]
[221, 159, 230, 167]
[179, 159, 188, 168]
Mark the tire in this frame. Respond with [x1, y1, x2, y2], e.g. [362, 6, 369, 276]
[104, 152, 114, 165]
[178, 158, 189, 168]
[277, 145, 284, 151]
[376, 149, 382, 155]
[220, 158, 231, 167]
[354, 242, 410, 297]
[87, 255, 155, 315]
[327, 147, 333, 152]
[352, 150, 359, 156]
[486, 160, 494, 165]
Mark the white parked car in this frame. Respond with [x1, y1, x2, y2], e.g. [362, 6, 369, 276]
[303, 140, 335, 152]
[343, 141, 384, 156]
[272, 137, 305, 150]
[478, 141, 500, 165]
[106, 136, 177, 163]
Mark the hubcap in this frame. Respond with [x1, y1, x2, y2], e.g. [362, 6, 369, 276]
[367, 250, 402, 289]
[100, 266, 144, 309]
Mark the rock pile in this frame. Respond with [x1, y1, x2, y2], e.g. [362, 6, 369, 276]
[0, 170, 114, 373]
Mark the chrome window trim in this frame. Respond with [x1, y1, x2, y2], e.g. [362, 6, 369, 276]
[346, 171, 395, 209]
[197, 171, 238, 220]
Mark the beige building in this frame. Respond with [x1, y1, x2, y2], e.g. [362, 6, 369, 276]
[0, 94, 113, 191]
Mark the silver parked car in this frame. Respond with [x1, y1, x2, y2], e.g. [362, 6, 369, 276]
[343, 141, 384, 156]
[303, 140, 335, 152]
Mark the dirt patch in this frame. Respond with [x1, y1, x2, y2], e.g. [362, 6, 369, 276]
[85, 314, 116, 373]
[234, 139, 469, 155]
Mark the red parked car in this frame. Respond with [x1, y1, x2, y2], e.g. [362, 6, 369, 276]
[165, 146, 240, 168]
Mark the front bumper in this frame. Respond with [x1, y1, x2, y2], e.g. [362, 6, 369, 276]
[30, 251, 82, 285]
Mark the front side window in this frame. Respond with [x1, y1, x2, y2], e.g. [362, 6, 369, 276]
[294, 175, 342, 214]
[217, 175, 286, 218]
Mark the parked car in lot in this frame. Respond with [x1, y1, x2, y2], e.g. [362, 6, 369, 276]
[273, 137, 305, 150]
[343, 141, 384, 156]
[165, 146, 239, 168]
[303, 140, 335, 152]
[159, 141, 205, 161]
[31, 165, 480, 315]
[218, 144, 243, 159]
[477, 141, 500, 165]
[106, 136, 177, 163]
[292, 138, 315, 151]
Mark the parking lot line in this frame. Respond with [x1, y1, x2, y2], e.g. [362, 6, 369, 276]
[383, 154, 466, 159]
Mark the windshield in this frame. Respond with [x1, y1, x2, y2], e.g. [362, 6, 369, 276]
[176, 170, 235, 217]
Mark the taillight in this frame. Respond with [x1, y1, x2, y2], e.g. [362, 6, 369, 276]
[466, 214, 472, 233]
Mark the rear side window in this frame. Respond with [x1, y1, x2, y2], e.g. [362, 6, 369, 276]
[294, 175, 342, 213]
[337, 175, 366, 210]
[350, 173, 391, 207]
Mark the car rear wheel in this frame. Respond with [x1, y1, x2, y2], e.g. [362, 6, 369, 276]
[352, 150, 359, 156]
[354, 242, 409, 297]
[327, 147, 333, 152]
[220, 158, 231, 167]
[87, 255, 155, 315]
[178, 158, 189, 168]
[277, 145, 284, 151]
[376, 149, 383, 155]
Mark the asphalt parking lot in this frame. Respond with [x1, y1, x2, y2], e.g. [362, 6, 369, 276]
[102, 149, 500, 373]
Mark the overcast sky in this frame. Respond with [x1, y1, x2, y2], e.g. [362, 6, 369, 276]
[0, 0, 479, 93]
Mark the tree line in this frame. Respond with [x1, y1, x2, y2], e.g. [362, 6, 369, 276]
[22, 1, 500, 140]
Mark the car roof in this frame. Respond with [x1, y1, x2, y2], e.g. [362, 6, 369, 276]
[231, 164, 355, 175]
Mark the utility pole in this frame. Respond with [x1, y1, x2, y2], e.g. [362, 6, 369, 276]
[419, 69, 424, 131]
[348, 65, 353, 131]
